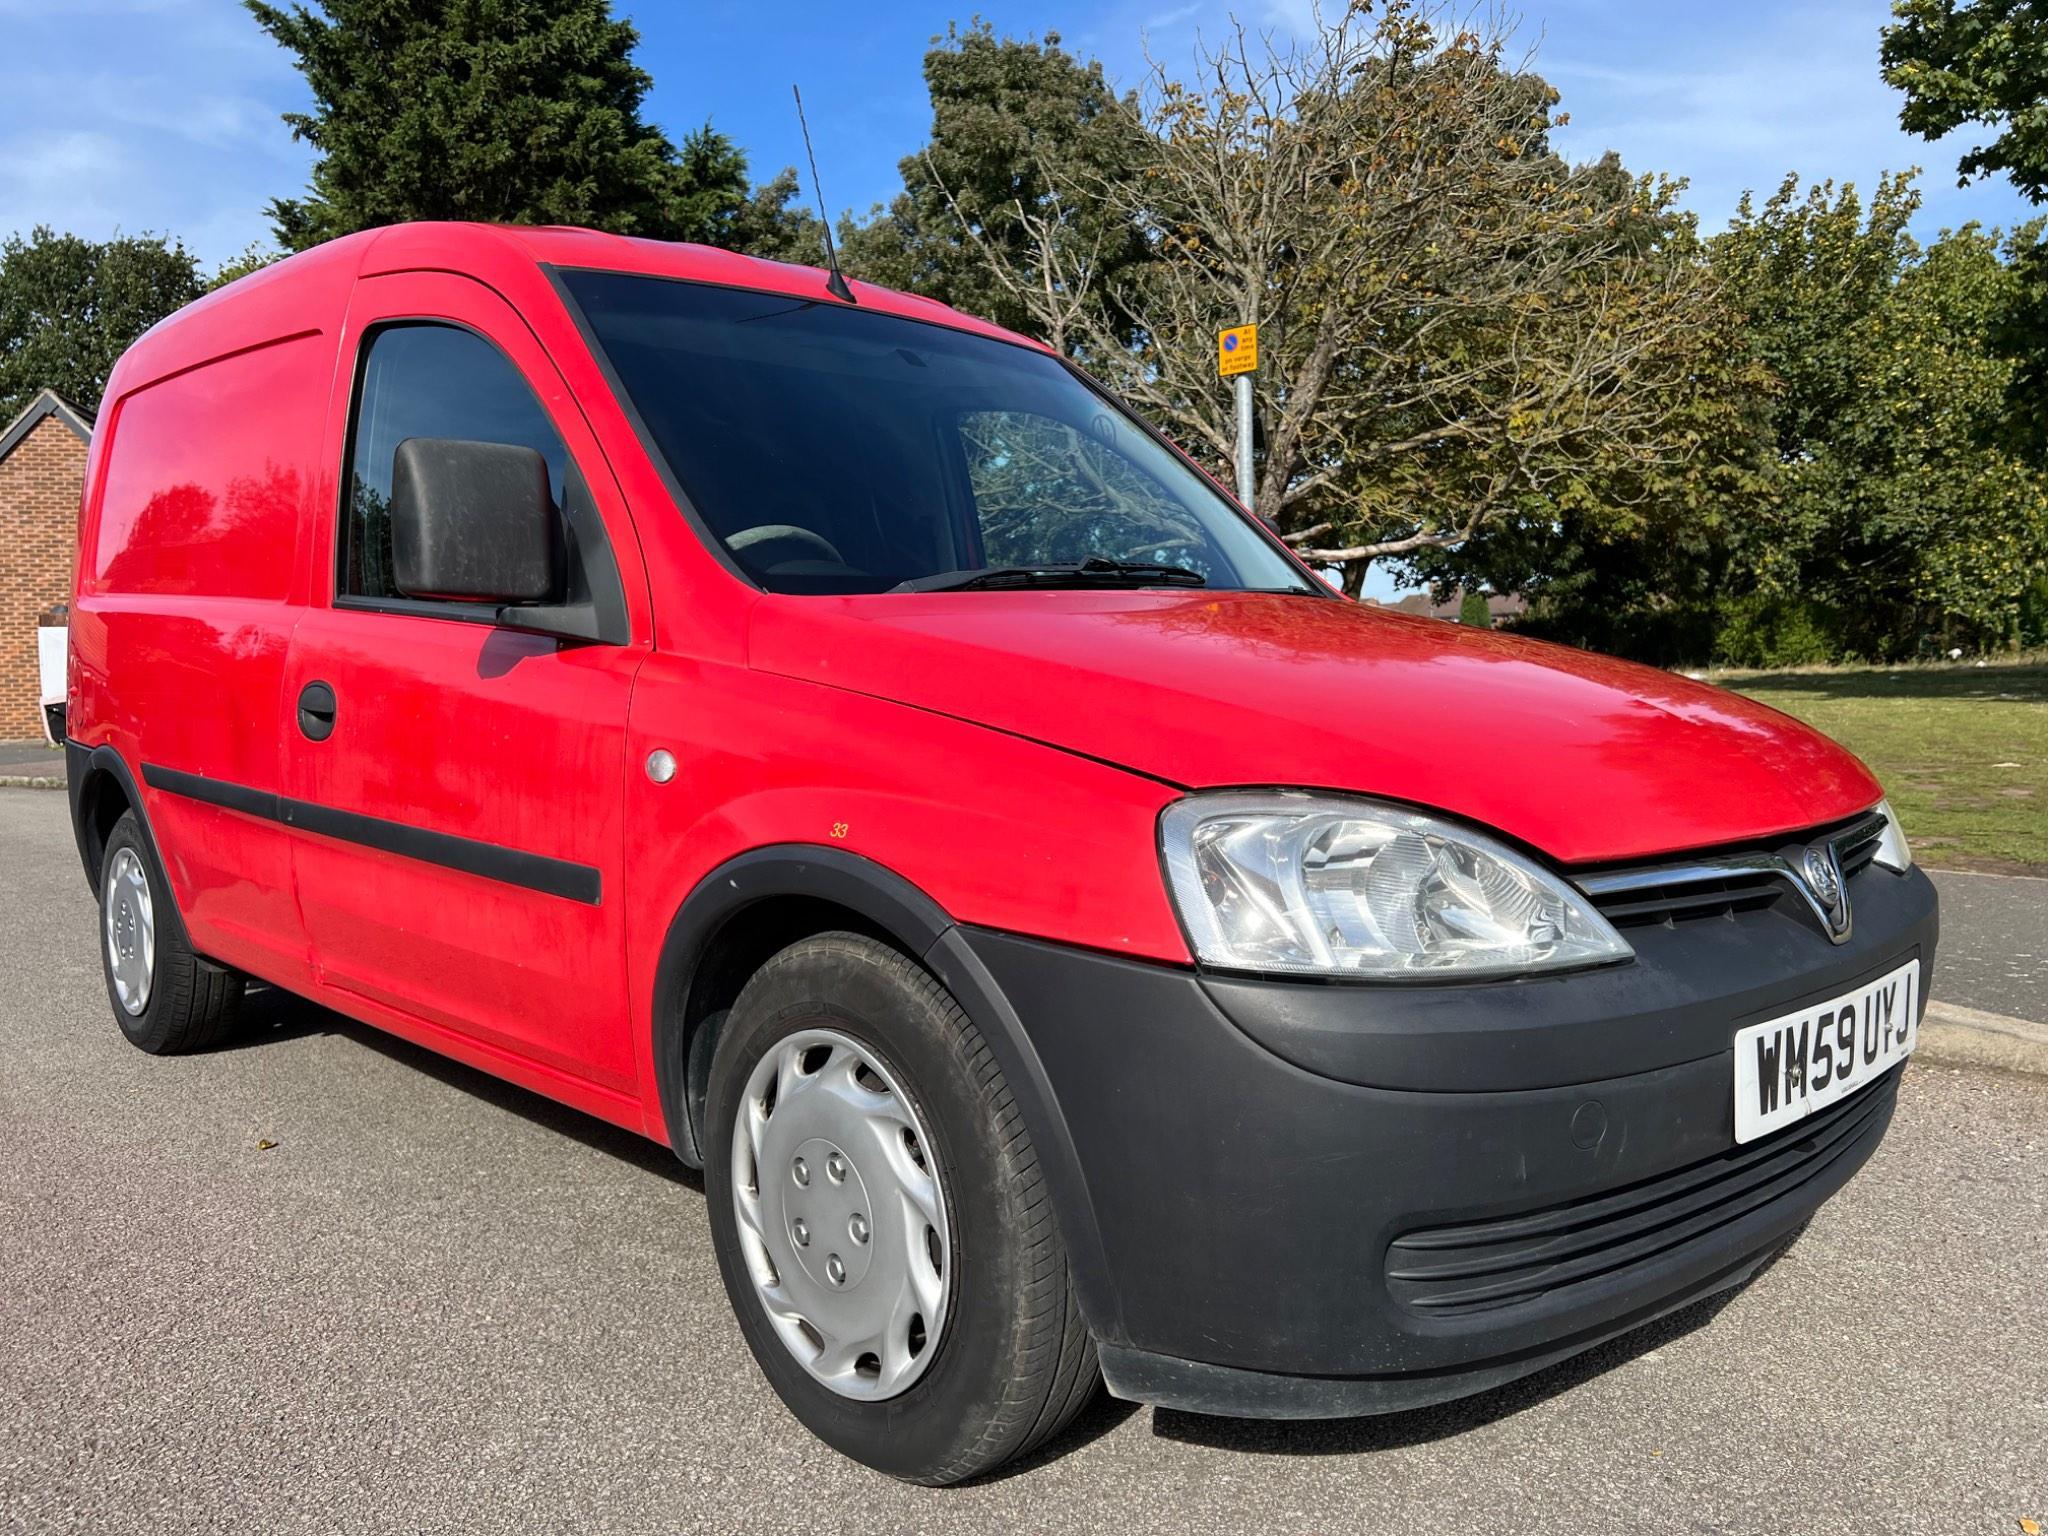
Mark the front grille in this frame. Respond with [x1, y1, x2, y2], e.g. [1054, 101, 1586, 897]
[1836, 815, 1885, 877]
[1384, 1070, 1899, 1317]
[1575, 811, 1888, 932]
[1586, 868, 1787, 927]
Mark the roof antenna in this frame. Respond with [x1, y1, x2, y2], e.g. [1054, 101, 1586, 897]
[793, 85, 855, 304]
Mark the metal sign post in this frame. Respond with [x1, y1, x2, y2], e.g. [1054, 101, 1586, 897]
[1233, 374, 1255, 509]
[1217, 324, 1258, 508]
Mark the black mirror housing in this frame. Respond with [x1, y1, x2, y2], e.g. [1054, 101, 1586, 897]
[390, 437, 558, 604]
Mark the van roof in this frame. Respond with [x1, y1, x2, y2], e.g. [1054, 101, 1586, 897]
[476, 223, 1044, 348]
[117, 221, 1052, 398]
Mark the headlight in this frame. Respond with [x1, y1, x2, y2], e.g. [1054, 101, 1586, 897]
[1873, 798, 1913, 872]
[1159, 792, 1632, 981]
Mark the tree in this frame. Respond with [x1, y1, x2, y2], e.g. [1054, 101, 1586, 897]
[1466, 172, 2047, 663]
[1885, 1, 2048, 467]
[245, 0, 753, 250]
[1990, 217, 2048, 463]
[1404, 161, 1778, 660]
[1708, 174, 2048, 657]
[845, 23, 1152, 339]
[0, 226, 204, 421]
[1869, 221, 2048, 645]
[930, 2, 1724, 595]
[723, 168, 828, 265]
[209, 243, 281, 291]
[1882, 0, 2048, 201]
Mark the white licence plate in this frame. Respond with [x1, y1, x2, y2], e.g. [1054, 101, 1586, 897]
[1732, 959, 1920, 1144]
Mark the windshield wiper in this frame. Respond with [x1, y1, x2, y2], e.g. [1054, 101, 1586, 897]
[892, 557, 1208, 594]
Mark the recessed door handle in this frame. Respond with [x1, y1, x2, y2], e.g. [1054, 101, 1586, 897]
[297, 681, 337, 742]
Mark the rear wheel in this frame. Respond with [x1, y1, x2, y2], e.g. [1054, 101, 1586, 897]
[704, 932, 1098, 1483]
[98, 810, 243, 1054]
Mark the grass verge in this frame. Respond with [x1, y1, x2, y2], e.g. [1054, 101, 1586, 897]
[1717, 661, 2046, 873]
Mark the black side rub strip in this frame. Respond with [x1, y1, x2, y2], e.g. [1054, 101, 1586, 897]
[140, 764, 602, 906]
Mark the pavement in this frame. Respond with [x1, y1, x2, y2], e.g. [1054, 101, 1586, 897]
[1, 787, 2044, 1534]
[0, 741, 60, 787]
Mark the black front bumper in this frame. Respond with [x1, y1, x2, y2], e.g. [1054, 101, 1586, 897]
[942, 863, 1938, 1418]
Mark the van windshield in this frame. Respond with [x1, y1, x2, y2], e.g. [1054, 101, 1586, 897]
[560, 270, 1316, 597]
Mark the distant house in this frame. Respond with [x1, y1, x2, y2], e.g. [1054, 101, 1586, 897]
[0, 390, 90, 740]
[1364, 588, 1526, 625]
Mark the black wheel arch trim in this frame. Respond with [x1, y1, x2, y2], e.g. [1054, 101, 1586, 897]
[652, 845, 951, 1169]
[65, 739, 203, 953]
[66, 739, 151, 892]
[650, 844, 1126, 1347]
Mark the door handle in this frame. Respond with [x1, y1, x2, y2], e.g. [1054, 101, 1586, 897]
[297, 681, 337, 742]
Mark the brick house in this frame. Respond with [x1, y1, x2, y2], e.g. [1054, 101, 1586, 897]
[0, 390, 90, 740]
[1364, 588, 1527, 625]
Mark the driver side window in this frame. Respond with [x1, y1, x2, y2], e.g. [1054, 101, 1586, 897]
[956, 409, 1216, 575]
[342, 323, 568, 601]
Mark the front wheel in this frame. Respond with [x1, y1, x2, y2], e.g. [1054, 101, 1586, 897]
[703, 933, 1098, 1483]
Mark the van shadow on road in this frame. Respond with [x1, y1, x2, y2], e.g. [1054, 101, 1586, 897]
[988, 1238, 1769, 1479]
[227, 979, 1155, 1470]
[228, 981, 699, 1190]
[217, 976, 1778, 1483]
[1147, 1276, 1748, 1460]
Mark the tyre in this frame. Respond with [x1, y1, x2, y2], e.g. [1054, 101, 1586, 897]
[97, 809, 244, 1054]
[704, 932, 1098, 1484]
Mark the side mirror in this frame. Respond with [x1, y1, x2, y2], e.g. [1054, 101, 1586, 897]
[390, 437, 558, 604]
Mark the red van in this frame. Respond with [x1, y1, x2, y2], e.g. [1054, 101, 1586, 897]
[66, 223, 1936, 1483]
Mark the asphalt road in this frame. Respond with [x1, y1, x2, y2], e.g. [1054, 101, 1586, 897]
[1928, 870, 2048, 1023]
[2, 789, 2043, 1535]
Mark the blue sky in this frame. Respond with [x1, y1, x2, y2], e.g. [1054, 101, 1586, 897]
[0, 0, 2036, 272]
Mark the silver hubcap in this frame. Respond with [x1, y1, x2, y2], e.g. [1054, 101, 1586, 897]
[730, 1028, 951, 1400]
[103, 847, 155, 1016]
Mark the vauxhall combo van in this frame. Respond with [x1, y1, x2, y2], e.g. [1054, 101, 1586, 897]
[66, 223, 1937, 1483]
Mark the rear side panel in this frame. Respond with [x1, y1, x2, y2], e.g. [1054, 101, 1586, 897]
[72, 331, 336, 983]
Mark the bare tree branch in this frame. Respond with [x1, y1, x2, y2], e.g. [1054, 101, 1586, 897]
[931, 0, 1720, 588]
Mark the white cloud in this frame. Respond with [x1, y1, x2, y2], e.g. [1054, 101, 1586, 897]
[1, 0, 2032, 274]
[1074, 0, 2035, 240]
[0, 0, 183, 14]
[0, 0, 308, 265]
[1526, 0, 2032, 236]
